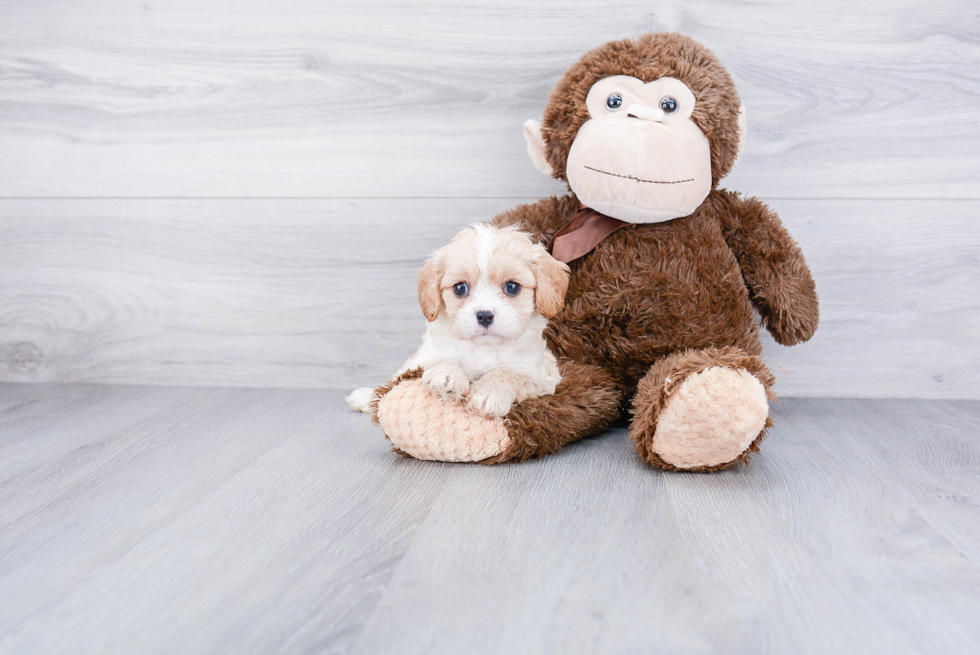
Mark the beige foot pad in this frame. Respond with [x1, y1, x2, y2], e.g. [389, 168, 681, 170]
[652, 366, 769, 469]
[376, 379, 512, 462]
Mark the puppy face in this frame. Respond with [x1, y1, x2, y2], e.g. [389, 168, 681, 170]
[418, 224, 569, 344]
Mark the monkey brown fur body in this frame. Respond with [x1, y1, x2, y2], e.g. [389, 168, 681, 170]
[374, 33, 818, 472]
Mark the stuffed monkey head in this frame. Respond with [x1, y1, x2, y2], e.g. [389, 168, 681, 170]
[525, 33, 747, 224]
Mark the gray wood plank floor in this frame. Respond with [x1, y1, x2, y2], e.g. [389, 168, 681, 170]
[1, 383, 978, 654]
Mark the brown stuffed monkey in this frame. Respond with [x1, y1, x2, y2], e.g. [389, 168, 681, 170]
[373, 32, 819, 472]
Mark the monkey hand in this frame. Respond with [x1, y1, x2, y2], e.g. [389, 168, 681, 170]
[760, 272, 820, 346]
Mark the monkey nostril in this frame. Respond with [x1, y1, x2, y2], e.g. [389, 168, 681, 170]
[475, 310, 494, 328]
[625, 104, 664, 122]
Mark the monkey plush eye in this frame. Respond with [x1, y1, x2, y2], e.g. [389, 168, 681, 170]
[605, 93, 624, 111]
[503, 281, 521, 296]
[453, 282, 469, 297]
[660, 97, 678, 113]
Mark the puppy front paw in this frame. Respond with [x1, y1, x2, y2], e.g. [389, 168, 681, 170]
[466, 381, 516, 417]
[422, 362, 470, 401]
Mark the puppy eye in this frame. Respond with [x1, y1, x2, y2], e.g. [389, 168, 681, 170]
[453, 282, 468, 297]
[503, 281, 521, 296]
[605, 93, 624, 111]
[660, 97, 678, 113]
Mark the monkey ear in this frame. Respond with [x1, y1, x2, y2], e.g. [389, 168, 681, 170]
[732, 105, 748, 167]
[533, 248, 570, 319]
[417, 255, 444, 322]
[524, 119, 555, 177]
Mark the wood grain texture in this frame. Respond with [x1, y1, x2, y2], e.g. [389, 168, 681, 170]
[0, 197, 976, 398]
[0, 0, 978, 198]
[1, 383, 979, 654]
[0, 384, 453, 654]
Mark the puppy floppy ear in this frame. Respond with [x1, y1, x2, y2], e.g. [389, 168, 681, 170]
[533, 248, 570, 319]
[417, 254, 445, 322]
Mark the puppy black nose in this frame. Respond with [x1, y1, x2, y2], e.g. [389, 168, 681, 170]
[476, 310, 494, 328]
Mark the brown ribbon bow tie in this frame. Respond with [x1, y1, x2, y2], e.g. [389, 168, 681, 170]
[547, 204, 630, 264]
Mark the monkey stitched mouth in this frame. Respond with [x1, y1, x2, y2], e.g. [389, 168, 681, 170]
[584, 166, 693, 185]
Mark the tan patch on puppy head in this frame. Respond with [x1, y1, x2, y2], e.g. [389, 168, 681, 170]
[425, 224, 569, 342]
[483, 227, 538, 323]
[436, 227, 482, 323]
[485, 228, 539, 289]
[483, 227, 569, 320]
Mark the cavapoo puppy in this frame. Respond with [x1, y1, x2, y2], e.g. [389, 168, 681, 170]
[347, 223, 570, 417]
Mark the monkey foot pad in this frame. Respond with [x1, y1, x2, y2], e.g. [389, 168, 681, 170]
[376, 379, 512, 462]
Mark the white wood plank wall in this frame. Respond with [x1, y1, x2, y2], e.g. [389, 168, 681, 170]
[0, 1, 977, 398]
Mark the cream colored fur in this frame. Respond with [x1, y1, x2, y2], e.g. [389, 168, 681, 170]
[524, 119, 553, 177]
[347, 223, 568, 418]
[652, 366, 769, 469]
[345, 387, 375, 413]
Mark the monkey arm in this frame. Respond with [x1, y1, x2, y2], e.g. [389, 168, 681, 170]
[716, 191, 819, 346]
